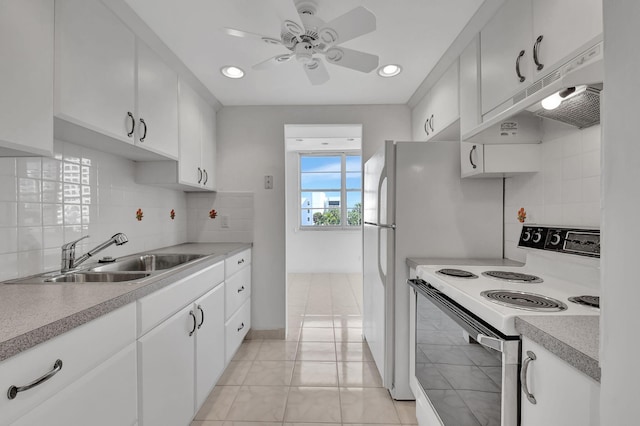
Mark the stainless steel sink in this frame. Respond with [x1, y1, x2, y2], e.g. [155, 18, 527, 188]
[45, 272, 151, 283]
[90, 253, 205, 272]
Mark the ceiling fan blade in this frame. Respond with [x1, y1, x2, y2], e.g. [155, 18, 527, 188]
[223, 27, 282, 46]
[304, 59, 330, 85]
[252, 54, 293, 71]
[318, 6, 376, 46]
[323, 47, 379, 73]
[275, 0, 306, 41]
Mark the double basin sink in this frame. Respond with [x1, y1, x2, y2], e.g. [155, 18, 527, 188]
[6, 253, 206, 284]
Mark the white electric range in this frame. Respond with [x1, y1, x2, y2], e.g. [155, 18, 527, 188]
[408, 225, 600, 426]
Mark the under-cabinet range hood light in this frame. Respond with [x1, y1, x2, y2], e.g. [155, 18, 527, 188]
[541, 85, 587, 110]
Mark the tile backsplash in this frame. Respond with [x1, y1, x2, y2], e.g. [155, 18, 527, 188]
[504, 123, 601, 261]
[187, 192, 254, 243]
[0, 140, 187, 281]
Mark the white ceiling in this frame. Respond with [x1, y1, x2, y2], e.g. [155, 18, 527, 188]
[124, 0, 484, 106]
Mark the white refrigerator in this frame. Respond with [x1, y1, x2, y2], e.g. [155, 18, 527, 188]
[363, 140, 504, 400]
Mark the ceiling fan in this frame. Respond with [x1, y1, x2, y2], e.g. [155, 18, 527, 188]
[223, 0, 379, 85]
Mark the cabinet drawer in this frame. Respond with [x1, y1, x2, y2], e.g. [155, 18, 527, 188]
[12, 343, 138, 426]
[225, 299, 251, 363]
[137, 261, 224, 337]
[0, 304, 135, 425]
[225, 249, 251, 278]
[225, 266, 251, 320]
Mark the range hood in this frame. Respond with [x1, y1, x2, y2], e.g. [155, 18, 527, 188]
[463, 41, 603, 141]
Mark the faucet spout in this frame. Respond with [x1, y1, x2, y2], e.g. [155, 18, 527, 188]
[61, 233, 128, 273]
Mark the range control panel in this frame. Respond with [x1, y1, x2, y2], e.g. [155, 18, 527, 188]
[518, 226, 600, 258]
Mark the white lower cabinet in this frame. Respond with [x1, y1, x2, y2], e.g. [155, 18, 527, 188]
[12, 343, 138, 426]
[195, 285, 226, 410]
[224, 249, 252, 362]
[225, 299, 251, 363]
[138, 304, 196, 426]
[520, 338, 600, 426]
[137, 262, 226, 426]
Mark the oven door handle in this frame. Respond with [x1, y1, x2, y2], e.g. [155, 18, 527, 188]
[477, 334, 504, 352]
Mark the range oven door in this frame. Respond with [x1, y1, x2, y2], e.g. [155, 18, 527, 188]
[408, 279, 520, 426]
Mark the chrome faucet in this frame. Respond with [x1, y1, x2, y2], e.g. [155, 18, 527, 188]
[61, 233, 129, 272]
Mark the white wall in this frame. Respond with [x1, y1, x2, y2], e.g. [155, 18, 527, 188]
[285, 150, 361, 273]
[0, 140, 187, 281]
[600, 1, 639, 423]
[504, 121, 601, 262]
[216, 105, 411, 330]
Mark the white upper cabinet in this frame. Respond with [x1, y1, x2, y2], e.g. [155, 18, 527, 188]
[480, 0, 532, 115]
[55, 0, 136, 143]
[411, 59, 460, 141]
[136, 40, 179, 160]
[459, 36, 481, 136]
[0, 0, 53, 157]
[178, 81, 204, 187]
[531, 0, 603, 79]
[480, 0, 603, 117]
[200, 100, 217, 191]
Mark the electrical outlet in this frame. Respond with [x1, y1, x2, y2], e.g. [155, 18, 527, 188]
[221, 215, 229, 228]
[264, 175, 273, 189]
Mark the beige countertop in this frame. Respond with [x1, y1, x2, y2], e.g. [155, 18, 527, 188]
[0, 242, 251, 362]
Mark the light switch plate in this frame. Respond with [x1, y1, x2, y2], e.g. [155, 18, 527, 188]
[264, 175, 273, 189]
[221, 215, 229, 228]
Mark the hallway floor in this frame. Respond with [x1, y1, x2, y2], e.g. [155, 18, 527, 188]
[191, 273, 417, 425]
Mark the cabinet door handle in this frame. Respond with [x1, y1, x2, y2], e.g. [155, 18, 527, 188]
[139, 118, 148, 142]
[197, 305, 204, 329]
[127, 112, 135, 137]
[7, 359, 63, 400]
[237, 285, 245, 293]
[237, 259, 244, 265]
[533, 35, 544, 71]
[424, 117, 430, 136]
[203, 169, 208, 185]
[429, 114, 434, 132]
[197, 167, 203, 184]
[469, 145, 478, 169]
[189, 310, 197, 336]
[520, 350, 537, 404]
[515, 50, 526, 83]
[237, 322, 245, 332]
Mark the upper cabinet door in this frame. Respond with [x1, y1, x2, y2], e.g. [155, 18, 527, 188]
[0, 0, 53, 157]
[200, 100, 217, 191]
[531, 0, 603, 79]
[480, 0, 532, 115]
[428, 59, 459, 138]
[136, 41, 179, 160]
[178, 80, 203, 187]
[55, 0, 135, 142]
[411, 88, 432, 141]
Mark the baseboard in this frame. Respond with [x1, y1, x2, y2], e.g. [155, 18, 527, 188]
[245, 328, 285, 340]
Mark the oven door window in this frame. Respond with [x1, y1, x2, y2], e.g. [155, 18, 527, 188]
[416, 292, 503, 426]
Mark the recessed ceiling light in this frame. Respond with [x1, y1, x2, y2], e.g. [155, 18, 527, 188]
[378, 64, 402, 77]
[221, 66, 245, 79]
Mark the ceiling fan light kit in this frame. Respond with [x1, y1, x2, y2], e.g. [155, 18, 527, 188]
[223, 0, 380, 85]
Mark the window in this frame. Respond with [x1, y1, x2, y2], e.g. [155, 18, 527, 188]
[299, 153, 362, 229]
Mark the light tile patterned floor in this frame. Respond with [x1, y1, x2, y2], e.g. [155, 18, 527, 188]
[192, 273, 417, 426]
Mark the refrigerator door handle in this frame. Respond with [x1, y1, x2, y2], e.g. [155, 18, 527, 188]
[377, 226, 386, 285]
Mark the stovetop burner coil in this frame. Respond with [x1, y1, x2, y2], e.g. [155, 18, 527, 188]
[481, 290, 567, 312]
[568, 295, 600, 308]
[482, 270, 543, 283]
[436, 268, 478, 279]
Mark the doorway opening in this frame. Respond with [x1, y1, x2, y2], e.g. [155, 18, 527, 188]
[284, 124, 364, 341]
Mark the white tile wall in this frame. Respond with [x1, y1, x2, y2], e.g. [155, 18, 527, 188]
[0, 140, 188, 281]
[186, 192, 254, 243]
[504, 122, 601, 262]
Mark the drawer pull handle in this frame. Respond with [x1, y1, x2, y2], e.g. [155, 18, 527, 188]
[127, 112, 135, 137]
[516, 50, 526, 83]
[520, 350, 537, 404]
[189, 310, 197, 336]
[237, 259, 245, 265]
[197, 305, 205, 329]
[469, 145, 478, 169]
[237, 322, 245, 332]
[237, 285, 245, 293]
[8, 359, 63, 400]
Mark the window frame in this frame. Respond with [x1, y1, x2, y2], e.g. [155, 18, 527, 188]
[298, 152, 362, 231]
